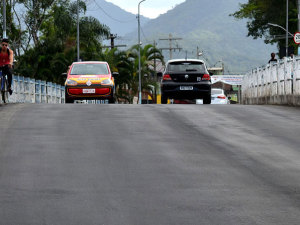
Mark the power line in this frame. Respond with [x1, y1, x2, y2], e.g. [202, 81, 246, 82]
[141, 27, 150, 44]
[92, 0, 136, 23]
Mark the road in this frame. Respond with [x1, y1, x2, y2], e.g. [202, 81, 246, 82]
[0, 104, 300, 225]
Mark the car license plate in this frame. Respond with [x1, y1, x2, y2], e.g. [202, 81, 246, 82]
[180, 86, 193, 91]
[83, 89, 95, 94]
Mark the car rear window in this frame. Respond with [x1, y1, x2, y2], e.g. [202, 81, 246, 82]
[70, 63, 109, 75]
[211, 89, 223, 95]
[167, 61, 206, 73]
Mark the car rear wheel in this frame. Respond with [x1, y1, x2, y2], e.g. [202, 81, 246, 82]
[161, 93, 168, 104]
[203, 94, 211, 104]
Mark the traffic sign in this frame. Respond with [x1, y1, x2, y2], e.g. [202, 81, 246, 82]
[294, 32, 300, 44]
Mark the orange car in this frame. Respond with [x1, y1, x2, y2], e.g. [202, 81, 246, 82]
[64, 61, 118, 103]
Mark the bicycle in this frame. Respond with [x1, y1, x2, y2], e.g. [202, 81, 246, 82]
[0, 66, 9, 103]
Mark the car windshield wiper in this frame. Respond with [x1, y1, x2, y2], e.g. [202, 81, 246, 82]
[186, 69, 198, 72]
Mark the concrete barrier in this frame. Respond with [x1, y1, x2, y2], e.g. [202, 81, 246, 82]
[1, 75, 65, 104]
[242, 57, 300, 106]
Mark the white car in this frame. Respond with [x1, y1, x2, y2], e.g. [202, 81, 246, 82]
[211, 88, 230, 104]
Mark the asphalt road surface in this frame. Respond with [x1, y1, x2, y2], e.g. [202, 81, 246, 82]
[0, 104, 300, 225]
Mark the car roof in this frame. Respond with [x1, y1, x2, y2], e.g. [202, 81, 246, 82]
[72, 61, 108, 65]
[167, 59, 205, 64]
[211, 88, 225, 94]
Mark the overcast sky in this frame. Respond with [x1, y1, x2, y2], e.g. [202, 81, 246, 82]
[105, 0, 186, 19]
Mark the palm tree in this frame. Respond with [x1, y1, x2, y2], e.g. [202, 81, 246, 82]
[101, 45, 164, 103]
[101, 48, 135, 103]
[128, 44, 164, 103]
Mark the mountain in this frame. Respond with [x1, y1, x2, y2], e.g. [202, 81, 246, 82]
[123, 0, 276, 74]
[86, 0, 150, 36]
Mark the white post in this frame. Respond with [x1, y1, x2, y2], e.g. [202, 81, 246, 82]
[138, 0, 146, 105]
[286, 0, 289, 57]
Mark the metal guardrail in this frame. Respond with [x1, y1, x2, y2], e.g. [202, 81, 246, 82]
[1, 75, 65, 104]
[242, 57, 300, 105]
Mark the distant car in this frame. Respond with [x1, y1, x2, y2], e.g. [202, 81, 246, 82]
[211, 88, 230, 104]
[160, 59, 211, 104]
[64, 61, 117, 103]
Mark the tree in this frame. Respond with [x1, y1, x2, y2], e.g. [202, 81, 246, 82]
[17, 0, 58, 47]
[0, 0, 26, 57]
[100, 45, 164, 103]
[127, 44, 164, 103]
[14, 0, 110, 84]
[232, 0, 298, 50]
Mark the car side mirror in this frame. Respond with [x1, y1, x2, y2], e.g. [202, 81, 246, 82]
[228, 96, 231, 100]
[61, 72, 67, 76]
[157, 72, 163, 77]
[112, 72, 119, 78]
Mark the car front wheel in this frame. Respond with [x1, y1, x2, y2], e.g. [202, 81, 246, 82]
[109, 97, 115, 104]
[65, 98, 74, 104]
[65, 89, 74, 103]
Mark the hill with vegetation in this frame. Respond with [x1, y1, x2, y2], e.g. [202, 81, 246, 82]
[86, 0, 150, 36]
[123, 0, 276, 74]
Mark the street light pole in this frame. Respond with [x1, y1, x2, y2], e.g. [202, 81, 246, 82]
[267, 23, 293, 37]
[77, 0, 80, 62]
[297, 0, 300, 54]
[3, 0, 7, 38]
[138, 0, 146, 105]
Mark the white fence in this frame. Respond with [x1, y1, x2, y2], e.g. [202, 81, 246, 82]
[2, 75, 65, 104]
[242, 57, 300, 105]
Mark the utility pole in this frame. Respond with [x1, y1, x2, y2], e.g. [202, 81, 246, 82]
[110, 34, 116, 49]
[222, 61, 225, 75]
[3, 0, 6, 38]
[153, 40, 157, 79]
[159, 34, 182, 60]
[102, 34, 127, 49]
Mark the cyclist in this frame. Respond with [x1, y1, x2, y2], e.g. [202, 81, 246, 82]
[0, 38, 14, 95]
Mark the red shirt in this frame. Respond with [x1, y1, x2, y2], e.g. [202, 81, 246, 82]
[0, 50, 10, 66]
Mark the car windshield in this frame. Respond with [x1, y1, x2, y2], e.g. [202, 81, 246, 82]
[70, 63, 109, 75]
[168, 61, 206, 73]
[211, 89, 223, 95]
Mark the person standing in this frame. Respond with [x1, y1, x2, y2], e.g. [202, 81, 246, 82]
[268, 52, 278, 64]
[0, 38, 14, 95]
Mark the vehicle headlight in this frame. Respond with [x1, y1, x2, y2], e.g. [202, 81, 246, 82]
[101, 79, 112, 85]
[66, 79, 77, 86]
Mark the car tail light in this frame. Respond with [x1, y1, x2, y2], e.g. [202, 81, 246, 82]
[202, 74, 210, 81]
[163, 74, 172, 81]
[217, 95, 226, 99]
